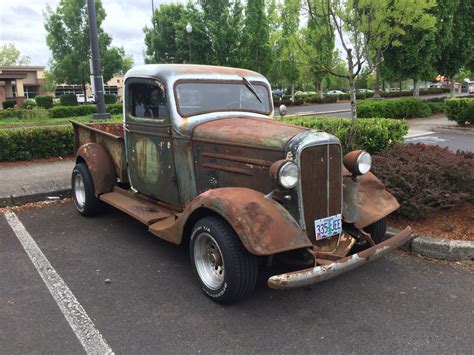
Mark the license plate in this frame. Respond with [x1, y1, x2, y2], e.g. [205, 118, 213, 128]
[314, 214, 342, 240]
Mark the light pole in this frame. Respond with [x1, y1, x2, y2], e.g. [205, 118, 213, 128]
[86, 0, 110, 119]
[186, 22, 192, 63]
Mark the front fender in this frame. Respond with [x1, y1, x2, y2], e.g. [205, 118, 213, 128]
[76, 143, 116, 197]
[171, 188, 312, 255]
[343, 172, 399, 229]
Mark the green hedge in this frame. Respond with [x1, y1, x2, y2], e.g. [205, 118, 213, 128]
[2, 99, 16, 109]
[104, 94, 117, 104]
[358, 98, 431, 119]
[24, 99, 37, 108]
[35, 95, 53, 109]
[0, 108, 50, 120]
[0, 126, 74, 162]
[426, 101, 445, 114]
[49, 103, 123, 118]
[60, 93, 78, 106]
[445, 98, 474, 126]
[279, 116, 408, 154]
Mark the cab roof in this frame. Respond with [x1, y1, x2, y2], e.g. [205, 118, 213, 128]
[124, 64, 268, 85]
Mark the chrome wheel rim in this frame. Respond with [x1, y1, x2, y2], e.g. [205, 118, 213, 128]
[74, 173, 86, 209]
[194, 232, 225, 290]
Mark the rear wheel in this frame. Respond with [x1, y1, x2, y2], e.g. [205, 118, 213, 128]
[363, 217, 387, 244]
[190, 216, 258, 304]
[72, 163, 102, 216]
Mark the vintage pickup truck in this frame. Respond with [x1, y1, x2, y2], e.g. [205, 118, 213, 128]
[71, 64, 411, 303]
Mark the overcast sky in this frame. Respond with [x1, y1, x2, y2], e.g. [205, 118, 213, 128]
[0, 0, 174, 67]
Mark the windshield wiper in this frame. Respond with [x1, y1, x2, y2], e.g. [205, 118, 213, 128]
[242, 77, 263, 103]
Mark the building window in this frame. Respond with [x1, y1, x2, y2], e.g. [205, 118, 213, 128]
[104, 85, 118, 95]
[24, 85, 38, 98]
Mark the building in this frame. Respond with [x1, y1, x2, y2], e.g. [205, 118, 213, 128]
[461, 79, 474, 94]
[0, 66, 47, 107]
[0, 65, 124, 108]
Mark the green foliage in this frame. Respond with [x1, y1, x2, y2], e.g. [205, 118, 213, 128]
[426, 101, 445, 114]
[60, 94, 78, 106]
[241, 0, 271, 75]
[445, 98, 474, 126]
[35, 95, 54, 109]
[2, 99, 16, 109]
[50, 105, 96, 118]
[358, 98, 431, 119]
[45, 0, 127, 89]
[106, 103, 123, 114]
[279, 116, 407, 153]
[372, 144, 474, 219]
[0, 42, 30, 65]
[24, 99, 37, 109]
[41, 71, 57, 94]
[0, 126, 74, 162]
[0, 108, 49, 120]
[104, 94, 117, 104]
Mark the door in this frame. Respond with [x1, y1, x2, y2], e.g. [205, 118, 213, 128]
[124, 78, 180, 206]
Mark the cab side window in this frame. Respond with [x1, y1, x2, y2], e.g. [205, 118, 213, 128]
[127, 82, 168, 120]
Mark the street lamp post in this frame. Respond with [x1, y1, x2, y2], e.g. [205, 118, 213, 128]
[86, 0, 110, 119]
[186, 22, 192, 63]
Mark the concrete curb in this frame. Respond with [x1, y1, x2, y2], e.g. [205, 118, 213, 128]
[292, 109, 351, 117]
[387, 227, 474, 263]
[0, 189, 71, 208]
[432, 126, 474, 135]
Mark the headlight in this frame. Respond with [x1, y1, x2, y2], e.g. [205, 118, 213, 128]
[343, 150, 372, 175]
[270, 160, 299, 188]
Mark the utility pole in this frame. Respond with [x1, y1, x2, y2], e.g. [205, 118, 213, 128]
[87, 0, 110, 119]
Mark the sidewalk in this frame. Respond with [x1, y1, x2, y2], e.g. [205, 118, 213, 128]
[0, 159, 74, 207]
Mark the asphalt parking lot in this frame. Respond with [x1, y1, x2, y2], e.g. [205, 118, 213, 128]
[1, 201, 473, 354]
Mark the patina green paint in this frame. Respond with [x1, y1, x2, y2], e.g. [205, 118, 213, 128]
[135, 137, 160, 184]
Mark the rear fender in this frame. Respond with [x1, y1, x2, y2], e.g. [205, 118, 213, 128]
[162, 188, 312, 256]
[76, 143, 116, 197]
[343, 171, 399, 229]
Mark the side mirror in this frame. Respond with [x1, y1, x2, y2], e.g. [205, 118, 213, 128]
[279, 104, 288, 117]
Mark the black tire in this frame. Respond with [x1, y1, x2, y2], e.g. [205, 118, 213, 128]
[363, 217, 387, 244]
[190, 216, 258, 304]
[71, 163, 102, 217]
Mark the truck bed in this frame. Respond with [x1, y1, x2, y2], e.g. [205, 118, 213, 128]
[71, 121, 128, 182]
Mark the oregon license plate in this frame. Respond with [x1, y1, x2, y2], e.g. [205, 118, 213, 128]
[314, 214, 342, 240]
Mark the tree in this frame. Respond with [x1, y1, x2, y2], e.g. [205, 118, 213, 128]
[382, 25, 437, 97]
[45, 0, 125, 96]
[144, 4, 187, 63]
[0, 43, 31, 66]
[241, 0, 272, 74]
[41, 71, 57, 94]
[300, 0, 436, 122]
[434, 0, 474, 97]
[198, 0, 244, 67]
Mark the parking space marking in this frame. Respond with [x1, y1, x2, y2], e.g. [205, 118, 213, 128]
[4, 211, 114, 355]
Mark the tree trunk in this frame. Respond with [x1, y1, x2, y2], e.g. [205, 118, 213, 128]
[82, 81, 87, 105]
[399, 80, 402, 92]
[319, 79, 324, 98]
[374, 48, 382, 99]
[291, 82, 295, 101]
[346, 49, 357, 123]
[450, 77, 455, 98]
[413, 79, 420, 97]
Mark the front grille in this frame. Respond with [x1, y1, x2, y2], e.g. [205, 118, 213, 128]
[299, 144, 342, 241]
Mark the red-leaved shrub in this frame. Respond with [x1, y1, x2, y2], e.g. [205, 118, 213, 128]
[372, 144, 474, 219]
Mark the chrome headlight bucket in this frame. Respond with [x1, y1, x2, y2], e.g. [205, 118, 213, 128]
[343, 150, 372, 175]
[270, 160, 299, 189]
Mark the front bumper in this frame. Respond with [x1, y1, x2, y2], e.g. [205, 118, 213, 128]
[268, 227, 412, 289]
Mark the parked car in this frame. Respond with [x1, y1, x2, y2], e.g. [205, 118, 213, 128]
[272, 89, 284, 97]
[327, 90, 346, 95]
[357, 88, 374, 93]
[71, 64, 411, 303]
[76, 94, 95, 104]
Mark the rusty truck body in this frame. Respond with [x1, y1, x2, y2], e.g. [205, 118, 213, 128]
[71, 64, 411, 303]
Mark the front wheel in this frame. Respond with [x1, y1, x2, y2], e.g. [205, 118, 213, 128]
[71, 163, 102, 217]
[190, 216, 258, 304]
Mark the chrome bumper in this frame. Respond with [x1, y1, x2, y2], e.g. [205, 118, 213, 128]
[268, 227, 412, 289]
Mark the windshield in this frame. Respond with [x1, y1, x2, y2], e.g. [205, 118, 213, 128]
[175, 80, 271, 117]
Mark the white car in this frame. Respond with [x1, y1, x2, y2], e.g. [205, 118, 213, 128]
[327, 90, 346, 95]
[76, 94, 95, 104]
[358, 88, 374, 93]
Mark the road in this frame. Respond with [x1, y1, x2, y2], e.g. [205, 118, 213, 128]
[1, 202, 473, 354]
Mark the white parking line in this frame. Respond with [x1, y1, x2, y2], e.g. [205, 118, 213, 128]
[4, 211, 114, 355]
[405, 131, 436, 139]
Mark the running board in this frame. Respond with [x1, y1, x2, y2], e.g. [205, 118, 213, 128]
[99, 187, 174, 225]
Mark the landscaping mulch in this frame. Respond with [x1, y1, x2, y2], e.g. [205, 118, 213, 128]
[389, 203, 474, 242]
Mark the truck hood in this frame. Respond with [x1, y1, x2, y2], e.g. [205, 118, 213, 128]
[192, 117, 307, 150]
